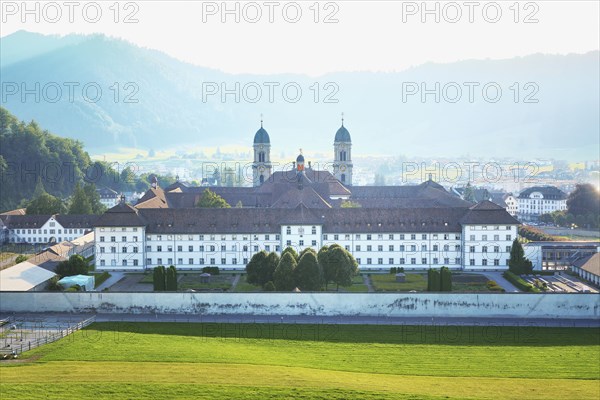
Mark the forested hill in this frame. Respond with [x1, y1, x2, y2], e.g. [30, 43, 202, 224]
[0, 107, 166, 212]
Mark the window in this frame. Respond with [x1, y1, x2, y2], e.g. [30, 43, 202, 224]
[378, 234, 384, 240]
[100, 247, 105, 253]
[133, 236, 138, 242]
[100, 260, 105, 266]
[100, 236, 105, 242]
[367, 245, 372, 251]
[221, 258, 226, 264]
[275, 234, 280, 240]
[399, 258, 405, 264]
[157, 246, 162, 252]
[254, 245, 259, 252]
[265, 245, 270, 251]
[399, 234, 405, 240]
[334, 234, 339, 240]
[168, 246, 173, 252]
[494, 246, 499, 253]
[356, 258, 361, 264]
[411, 258, 416, 265]
[482, 246, 488, 253]
[378, 258, 383, 265]
[111, 247, 116, 253]
[312, 226, 317, 234]
[210, 245, 215, 251]
[345, 245, 350, 251]
[178, 258, 183, 265]
[433, 245, 438, 251]
[275, 246, 280, 252]
[506, 246, 511, 252]
[494, 235, 500, 241]
[378, 245, 383, 252]
[444, 257, 449, 264]
[243, 245, 248, 251]
[422, 234, 427, 240]
[312, 240, 317, 246]
[470, 235, 475, 241]
[470, 259, 475, 266]
[122, 247, 127, 253]
[506, 235, 511, 241]
[399, 245, 405, 251]
[188, 245, 193, 252]
[367, 234, 372, 240]
[157, 258, 163, 264]
[221, 245, 226, 251]
[422, 258, 427, 264]
[199, 245, 205, 252]
[199, 258, 205, 265]
[356, 234, 361, 240]
[299, 240, 304, 246]
[168, 258, 173, 265]
[121, 236, 126, 242]
[199, 235, 204, 240]
[389, 234, 394, 240]
[494, 259, 500, 266]
[455, 234, 461, 240]
[188, 258, 194, 265]
[389, 245, 394, 251]
[146, 258, 152, 265]
[232, 258, 238, 265]
[482, 235, 488, 241]
[469, 246, 475, 253]
[455, 245, 460, 251]
[286, 226, 291, 234]
[482, 259, 488, 266]
[455, 257, 461, 265]
[389, 258, 394, 264]
[367, 258, 372, 264]
[356, 245, 361, 251]
[286, 240, 291, 246]
[411, 234, 416, 240]
[323, 234, 328, 240]
[177, 245, 183, 252]
[111, 236, 116, 242]
[433, 258, 438, 264]
[243, 258, 248, 264]
[410, 245, 416, 251]
[421, 245, 427, 251]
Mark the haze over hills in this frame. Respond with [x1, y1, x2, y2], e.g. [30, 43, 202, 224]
[1, 30, 598, 160]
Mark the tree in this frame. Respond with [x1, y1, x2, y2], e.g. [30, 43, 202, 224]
[322, 245, 358, 291]
[246, 251, 279, 287]
[26, 193, 66, 215]
[567, 184, 600, 228]
[440, 267, 452, 292]
[263, 281, 276, 291]
[294, 250, 323, 291]
[463, 182, 475, 202]
[83, 183, 107, 214]
[427, 269, 441, 291]
[195, 188, 230, 208]
[318, 245, 333, 290]
[55, 255, 91, 278]
[508, 239, 533, 275]
[281, 246, 299, 261]
[166, 265, 178, 291]
[153, 266, 166, 291]
[68, 183, 92, 214]
[273, 252, 297, 291]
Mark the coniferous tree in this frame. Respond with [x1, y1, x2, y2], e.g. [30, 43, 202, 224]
[294, 251, 323, 291]
[273, 252, 297, 291]
[508, 239, 533, 275]
[440, 267, 452, 292]
[69, 183, 92, 214]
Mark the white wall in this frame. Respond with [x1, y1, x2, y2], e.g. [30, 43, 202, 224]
[0, 292, 597, 319]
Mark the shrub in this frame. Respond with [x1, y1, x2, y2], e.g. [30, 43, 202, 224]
[503, 271, 541, 293]
[263, 281, 276, 291]
[486, 280, 505, 292]
[390, 267, 397, 274]
[202, 266, 220, 275]
[15, 255, 28, 264]
[398, 267, 405, 273]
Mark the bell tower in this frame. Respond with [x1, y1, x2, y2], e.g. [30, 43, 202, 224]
[252, 116, 272, 187]
[333, 113, 353, 186]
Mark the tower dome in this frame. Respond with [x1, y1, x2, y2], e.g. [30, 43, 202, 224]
[296, 153, 305, 163]
[253, 126, 270, 144]
[335, 125, 351, 142]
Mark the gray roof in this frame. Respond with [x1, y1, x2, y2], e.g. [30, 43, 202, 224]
[460, 201, 521, 225]
[94, 202, 146, 227]
[334, 125, 351, 142]
[1, 214, 96, 229]
[518, 186, 567, 200]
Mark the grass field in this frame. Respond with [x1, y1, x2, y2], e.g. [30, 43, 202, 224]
[1, 323, 598, 399]
[371, 272, 428, 291]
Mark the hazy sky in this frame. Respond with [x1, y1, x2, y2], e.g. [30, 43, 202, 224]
[2, 0, 599, 75]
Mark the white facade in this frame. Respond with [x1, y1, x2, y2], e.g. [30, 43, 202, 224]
[94, 223, 517, 272]
[505, 195, 518, 216]
[8, 216, 89, 244]
[518, 191, 567, 219]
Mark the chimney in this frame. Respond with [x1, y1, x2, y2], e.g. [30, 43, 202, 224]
[308, 161, 312, 169]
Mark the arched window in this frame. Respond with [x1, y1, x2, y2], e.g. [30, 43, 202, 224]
[259, 152, 265, 162]
[341, 173, 346, 183]
[259, 175, 265, 184]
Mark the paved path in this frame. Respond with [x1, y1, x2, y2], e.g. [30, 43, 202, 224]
[362, 274, 375, 292]
[2, 312, 598, 328]
[231, 274, 241, 290]
[95, 272, 125, 291]
[482, 271, 520, 293]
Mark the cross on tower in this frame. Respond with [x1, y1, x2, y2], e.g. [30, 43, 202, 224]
[260, 113, 263, 128]
[341, 112, 344, 126]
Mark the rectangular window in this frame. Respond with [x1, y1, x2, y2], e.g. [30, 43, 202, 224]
[232, 258, 238, 265]
[399, 245, 405, 251]
[133, 260, 138, 266]
[367, 234, 372, 240]
[433, 245, 438, 251]
[254, 245, 259, 252]
[189, 258, 194, 265]
[157, 258, 163, 264]
[146, 258, 152, 265]
[494, 259, 500, 266]
[366, 258, 372, 264]
[378, 258, 383, 265]
[506, 235, 511, 241]
[399, 258, 405, 264]
[111, 247, 116, 253]
[157, 246, 162, 252]
[265, 245, 270, 251]
[199, 258, 205, 265]
[482, 259, 488, 266]
[356, 258, 361, 264]
[178, 258, 183, 265]
[470, 246, 475, 253]
[286, 240, 291, 246]
[367, 245, 372, 251]
[312, 226, 317, 234]
[410, 245, 416, 251]
[286, 226, 291, 234]
[199, 245, 205, 252]
[378, 234, 384, 240]
[100, 260, 105, 266]
[389, 245, 394, 251]
[188, 245, 193, 252]
[470, 259, 475, 266]
[444, 257, 449, 264]
[111, 236, 116, 242]
[411, 258, 416, 265]
[121, 236, 126, 242]
[421, 245, 427, 251]
[345, 245, 350, 251]
[168, 258, 173, 265]
[422, 258, 427, 264]
[399, 234, 405, 240]
[312, 240, 317, 246]
[411, 234, 416, 240]
[299, 240, 304, 246]
[345, 234, 351, 240]
[168, 246, 173, 252]
[494, 235, 500, 241]
[378, 245, 383, 251]
[482, 235, 488, 241]
[221, 245, 226, 251]
[323, 234, 328, 240]
[470, 235, 475, 241]
[433, 258, 438, 264]
[100, 247, 105, 253]
[455, 245, 460, 251]
[221, 258, 226, 264]
[122, 247, 127, 253]
[389, 258, 394, 264]
[482, 246, 488, 253]
[455, 258, 461, 265]
[506, 246, 511, 252]
[100, 236, 105, 242]
[389, 234, 394, 240]
[422, 234, 427, 240]
[494, 246, 499, 253]
[334, 234, 339, 240]
[356, 245, 361, 251]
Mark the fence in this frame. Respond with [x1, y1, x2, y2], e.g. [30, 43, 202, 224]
[0, 315, 96, 355]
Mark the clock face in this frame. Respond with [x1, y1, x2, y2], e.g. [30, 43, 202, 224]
[339, 165, 346, 172]
[258, 166, 265, 173]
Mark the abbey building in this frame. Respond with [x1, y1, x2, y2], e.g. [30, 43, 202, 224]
[93, 120, 520, 272]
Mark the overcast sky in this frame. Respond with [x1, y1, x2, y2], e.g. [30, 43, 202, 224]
[2, 0, 599, 75]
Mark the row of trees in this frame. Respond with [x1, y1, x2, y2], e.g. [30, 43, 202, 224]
[25, 179, 106, 215]
[153, 265, 178, 291]
[246, 245, 359, 292]
[426, 267, 452, 292]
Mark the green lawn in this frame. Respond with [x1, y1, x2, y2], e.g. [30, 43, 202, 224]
[92, 272, 111, 288]
[1, 323, 597, 399]
[452, 273, 496, 292]
[233, 277, 262, 292]
[178, 274, 234, 291]
[371, 273, 428, 291]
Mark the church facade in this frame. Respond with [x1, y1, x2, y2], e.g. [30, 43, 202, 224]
[94, 121, 520, 272]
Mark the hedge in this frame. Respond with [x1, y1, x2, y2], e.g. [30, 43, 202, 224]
[503, 271, 541, 293]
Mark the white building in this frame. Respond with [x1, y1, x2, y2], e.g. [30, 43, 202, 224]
[97, 187, 120, 209]
[0, 214, 95, 244]
[94, 200, 519, 272]
[517, 186, 567, 221]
